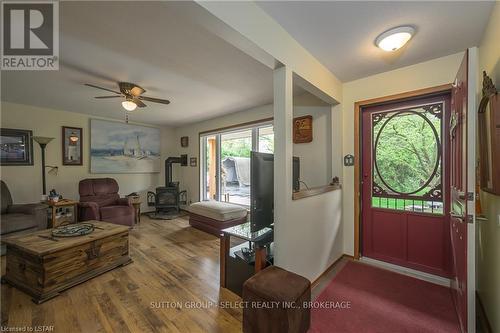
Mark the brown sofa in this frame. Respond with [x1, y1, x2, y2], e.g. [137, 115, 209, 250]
[78, 178, 134, 227]
[1, 181, 48, 254]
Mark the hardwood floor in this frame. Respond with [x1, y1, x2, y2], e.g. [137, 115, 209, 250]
[1, 215, 243, 333]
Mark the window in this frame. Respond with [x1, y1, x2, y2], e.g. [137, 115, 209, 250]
[200, 121, 273, 206]
[258, 125, 274, 154]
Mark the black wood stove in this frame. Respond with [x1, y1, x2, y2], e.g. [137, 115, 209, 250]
[148, 155, 187, 214]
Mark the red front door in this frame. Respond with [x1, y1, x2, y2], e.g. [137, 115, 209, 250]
[361, 92, 452, 277]
[449, 51, 469, 332]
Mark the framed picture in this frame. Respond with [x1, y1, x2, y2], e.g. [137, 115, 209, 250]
[90, 119, 160, 173]
[0, 128, 33, 166]
[190, 157, 197, 167]
[293, 115, 313, 143]
[478, 71, 500, 195]
[181, 136, 189, 147]
[62, 126, 83, 165]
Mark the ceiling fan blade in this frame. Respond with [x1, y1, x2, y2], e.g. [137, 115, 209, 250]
[130, 86, 145, 97]
[139, 96, 170, 105]
[94, 96, 122, 99]
[84, 83, 121, 95]
[119, 82, 145, 97]
[133, 98, 147, 108]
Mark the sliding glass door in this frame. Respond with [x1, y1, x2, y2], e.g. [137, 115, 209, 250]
[201, 134, 219, 202]
[200, 122, 273, 206]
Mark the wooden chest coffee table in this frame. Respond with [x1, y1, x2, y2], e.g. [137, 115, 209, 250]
[2, 221, 132, 303]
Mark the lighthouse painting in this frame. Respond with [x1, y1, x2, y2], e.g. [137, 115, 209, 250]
[90, 119, 160, 173]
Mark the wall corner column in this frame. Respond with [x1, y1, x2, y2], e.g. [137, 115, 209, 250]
[273, 66, 293, 268]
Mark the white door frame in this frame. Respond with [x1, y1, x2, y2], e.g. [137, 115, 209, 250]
[466, 46, 478, 333]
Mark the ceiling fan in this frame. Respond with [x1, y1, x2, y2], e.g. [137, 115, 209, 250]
[85, 82, 170, 111]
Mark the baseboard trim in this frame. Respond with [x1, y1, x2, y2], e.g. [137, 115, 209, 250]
[311, 254, 353, 287]
[476, 291, 493, 333]
[359, 257, 452, 287]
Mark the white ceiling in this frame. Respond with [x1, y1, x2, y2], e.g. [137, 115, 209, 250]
[3, 2, 495, 125]
[1, 1, 273, 126]
[258, 1, 495, 82]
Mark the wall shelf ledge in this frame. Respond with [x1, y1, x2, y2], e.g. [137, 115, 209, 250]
[292, 184, 341, 200]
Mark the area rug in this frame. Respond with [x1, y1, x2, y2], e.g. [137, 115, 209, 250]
[310, 261, 460, 333]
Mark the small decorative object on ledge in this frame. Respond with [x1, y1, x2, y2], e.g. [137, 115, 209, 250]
[293, 115, 313, 143]
[292, 183, 341, 200]
[62, 126, 83, 165]
[0, 128, 34, 166]
[190, 157, 197, 167]
[478, 71, 500, 195]
[330, 176, 340, 186]
[48, 189, 61, 202]
[181, 136, 189, 147]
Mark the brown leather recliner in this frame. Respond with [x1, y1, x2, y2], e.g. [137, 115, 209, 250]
[1, 180, 48, 237]
[78, 178, 134, 227]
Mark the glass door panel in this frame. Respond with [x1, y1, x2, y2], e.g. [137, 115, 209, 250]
[371, 103, 444, 214]
[201, 135, 218, 201]
[200, 123, 274, 206]
[258, 125, 274, 153]
[220, 129, 252, 206]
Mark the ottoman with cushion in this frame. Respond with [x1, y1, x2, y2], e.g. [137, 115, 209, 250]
[188, 201, 247, 236]
[242, 266, 311, 333]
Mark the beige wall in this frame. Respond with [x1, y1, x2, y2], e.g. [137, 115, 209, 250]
[477, 3, 500, 331]
[293, 102, 333, 188]
[341, 52, 465, 255]
[0, 102, 175, 213]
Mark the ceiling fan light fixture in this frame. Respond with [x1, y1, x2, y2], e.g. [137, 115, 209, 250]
[122, 99, 137, 111]
[375, 26, 415, 52]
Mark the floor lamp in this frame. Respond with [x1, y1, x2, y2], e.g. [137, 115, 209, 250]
[33, 136, 54, 196]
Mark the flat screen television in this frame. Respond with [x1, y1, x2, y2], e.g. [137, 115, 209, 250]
[250, 151, 274, 232]
[250, 152, 301, 232]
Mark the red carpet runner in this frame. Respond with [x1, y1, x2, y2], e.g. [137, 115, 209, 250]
[310, 261, 460, 333]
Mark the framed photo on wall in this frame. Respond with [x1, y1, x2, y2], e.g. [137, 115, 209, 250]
[62, 126, 83, 165]
[0, 128, 33, 166]
[181, 136, 189, 147]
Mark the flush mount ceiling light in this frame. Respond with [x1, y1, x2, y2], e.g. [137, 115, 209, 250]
[375, 26, 415, 52]
[122, 99, 137, 111]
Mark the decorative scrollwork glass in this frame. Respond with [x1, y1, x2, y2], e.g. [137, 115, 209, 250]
[371, 102, 444, 214]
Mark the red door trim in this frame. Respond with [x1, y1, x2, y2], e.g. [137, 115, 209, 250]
[353, 84, 453, 260]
